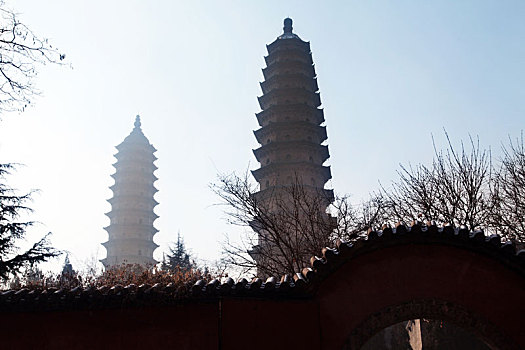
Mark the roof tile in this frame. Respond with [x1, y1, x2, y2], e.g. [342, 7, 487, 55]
[1, 223, 523, 312]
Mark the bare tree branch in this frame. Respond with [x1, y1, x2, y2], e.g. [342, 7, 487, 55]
[490, 132, 525, 240]
[380, 132, 525, 243]
[211, 171, 384, 277]
[0, 1, 66, 114]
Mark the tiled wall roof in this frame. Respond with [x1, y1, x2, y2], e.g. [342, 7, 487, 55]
[1, 223, 524, 312]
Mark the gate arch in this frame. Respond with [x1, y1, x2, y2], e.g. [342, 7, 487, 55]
[305, 225, 525, 349]
[343, 299, 511, 349]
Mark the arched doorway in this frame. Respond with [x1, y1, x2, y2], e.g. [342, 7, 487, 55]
[361, 319, 490, 350]
[310, 227, 524, 350]
[346, 299, 510, 349]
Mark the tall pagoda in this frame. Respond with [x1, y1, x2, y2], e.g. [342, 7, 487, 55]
[101, 115, 159, 268]
[250, 18, 334, 274]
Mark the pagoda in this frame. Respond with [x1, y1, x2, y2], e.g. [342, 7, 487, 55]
[101, 115, 159, 268]
[250, 18, 334, 274]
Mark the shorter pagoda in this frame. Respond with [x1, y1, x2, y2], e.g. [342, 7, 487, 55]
[101, 115, 159, 268]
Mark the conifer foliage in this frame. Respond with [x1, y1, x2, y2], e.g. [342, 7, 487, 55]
[162, 232, 194, 272]
[0, 163, 59, 280]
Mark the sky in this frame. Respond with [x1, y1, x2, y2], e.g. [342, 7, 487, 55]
[0, 0, 523, 273]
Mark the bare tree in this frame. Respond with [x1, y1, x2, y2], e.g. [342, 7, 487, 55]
[491, 133, 525, 241]
[381, 134, 495, 231]
[212, 171, 383, 277]
[0, 163, 60, 281]
[0, 1, 65, 114]
[215, 132, 525, 277]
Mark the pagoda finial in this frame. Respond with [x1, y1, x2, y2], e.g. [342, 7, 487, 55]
[283, 18, 293, 34]
[134, 115, 141, 129]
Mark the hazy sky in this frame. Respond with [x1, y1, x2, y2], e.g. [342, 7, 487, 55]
[0, 0, 523, 272]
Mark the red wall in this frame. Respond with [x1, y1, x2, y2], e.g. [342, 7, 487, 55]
[1, 243, 523, 350]
[316, 244, 524, 349]
[2, 303, 219, 350]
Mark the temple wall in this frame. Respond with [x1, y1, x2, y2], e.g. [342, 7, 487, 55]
[1, 238, 523, 350]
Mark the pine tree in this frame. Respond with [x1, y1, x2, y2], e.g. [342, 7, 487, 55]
[57, 254, 80, 288]
[162, 232, 194, 272]
[61, 254, 74, 275]
[0, 163, 59, 281]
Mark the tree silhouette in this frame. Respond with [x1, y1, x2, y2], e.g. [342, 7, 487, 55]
[162, 232, 194, 272]
[491, 133, 525, 240]
[0, 1, 65, 114]
[381, 134, 494, 231]
[0, 164, 59, 281]
[381, 132, 525, 242]
[213, 171, 383, 277]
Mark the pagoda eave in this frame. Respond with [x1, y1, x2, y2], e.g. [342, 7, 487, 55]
[257, 89, 321, 110]
[260, 74, 318, 95]
[266, 37, 310, 54]
[253, 123, 327, 145]
[253, 186, 334, 203]
[102, 239, 159, 249]
[253, 142, 329, 162]
[104, 224, 159, 233]
[255, 105, 325, 127]
[105, 209, 159, 219]
[264, 47, 314, 67]
[262, 61, 315, 81]
[251, 162, 332, 183]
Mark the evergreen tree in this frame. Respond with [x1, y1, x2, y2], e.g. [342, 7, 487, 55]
[0, 163, 59, 281]
[58, 254, 79, 288]
[162, 232, 194, 272]
[61, 254, 74, 276]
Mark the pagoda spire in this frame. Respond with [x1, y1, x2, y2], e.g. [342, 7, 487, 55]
[101, 115, 159, 268]
[277, 17, 300, 40]
[283, 17, 292, 34]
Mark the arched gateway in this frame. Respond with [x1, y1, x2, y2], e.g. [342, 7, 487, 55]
[311, 225, 524, 349]
[1, 223, 523, 349]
